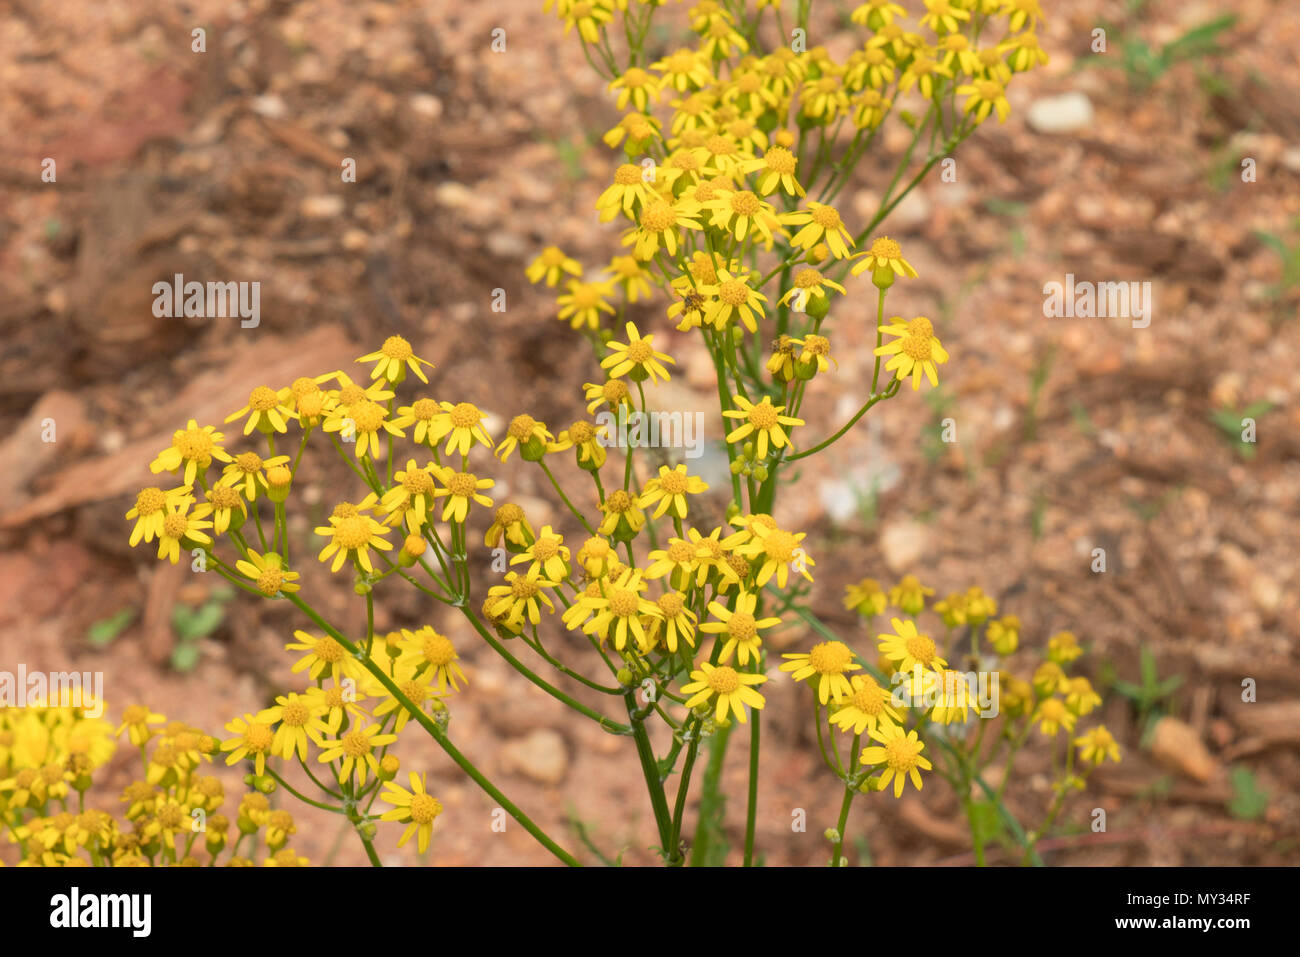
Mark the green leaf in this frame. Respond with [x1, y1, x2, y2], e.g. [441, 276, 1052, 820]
[1226, 766, 1269, 820]
[170, 641, 202, 673]
[968, 799, 1002, 846]
[172, 602, 225, 640]
[87, 608, 135, 647]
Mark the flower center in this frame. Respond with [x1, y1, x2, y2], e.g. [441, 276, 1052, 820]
[657, 593, 684, 616]
[381, 335, 413, 360]
[748, 402, 779, 430]
[885, 734, 922, 772]
[175, 428, 213, 461]
[135, 487, 166, 514]
[209, 485, 241, 508]
[727, 612, 757, 642]
[446, 472, 478, 498]
[614, 164, 642, 186]
[606, 490, 633, 514]
[410, 792, 442, 824]
[256, 568, 284, 595]
[411, 398, 439, 420]
[729, 191, 761, 216]
[281, 701, 309, 726]
[403, 469, 433, 494]
[342, 730, 370, 758]
[718, 280, 750, 305]
[641, 203, 676, 232]
[351, 401, 385, 433]
[626, 340, 653, 363]
[905, 634, 938, 667]
[532, 537, 560, 560]
[852, 680, 884, 714]
[508, 415, 537, 441]
[762, 147, 796, 174]
[869, 236, 901, 259]
[333, 516, 373, 550]
[809, 641, 853, 674]
[761, 529, 798, 561]
[707, 666, 740, 694]
[421, 632, 455, 666]
[658, 470, 688, 494]
[249, 386, 278, 411]
[162, 513, 188, 539]
[235, 451, 263, 472]
[794, 268, 824, 289]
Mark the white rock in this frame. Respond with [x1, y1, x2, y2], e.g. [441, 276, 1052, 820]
[879, 519, 931, 573]
[1026, 92, 1094, 134]
[501, 729, 568, 784]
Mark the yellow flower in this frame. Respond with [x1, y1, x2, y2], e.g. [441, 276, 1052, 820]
[584, 378, 634, 416]
[323, 396, 404, 459]
[220, 714, 275, 777]
[627, 199, 702, 260]
[780, 640, 861, 704]
[920, 0, 970, 35]
[432, 466, 494, 524]
[380, 772, 443, 854]
[701, 591, 781, 666]
[830, 675, 901, 735]
[741, 146, 804, 197]
[550, 420, 608, 471]
[783, 202, 855, 258]
[558, 279, 617, 331]
[510, 525, 571, 582]
[859, 723, 932, 797]
[484, 502, 534, 549]
[314, 511, 392, 573]
[527, 245, 583, 287]
[1065, 677, 1102, 716]
[486, 566, 557, 628]
[702, 268, 767, 333]
[125, 485, 194, 546]
[1033, 698, 1077, 737]
[877, 617, 947, 672]
[255, 692, 329, 761]
[844, 578, 888, 617]
[150, 419, 233, 486]
[495, 414, 553, 462]
[203, 483, 247, 535]
[607, 254, 654, 301]
[370, 664, 438, 733]
[647, 591, 698, 654]
[608, 66, 662, 112]
[601, 321, 676, 383]
[722, 394, 803, 459]
[638, 464, 708, 520]
[219, 451, 289, 501]
[957, 77, 1011, 123]
[1047, 630, 1083, 664]
[224, 385, 295, 435]
[380, 460, 437, 530]
[235, 550, 301, 597]
[703, 188, 781, 245]
[875, 316, 949, 390]
[397, 626, 467, 692]
[779, 268, 846, 312]
[598, 488, 647, 539]
[1075, 725, 1121, 765]
[986, 615, 1020, 655]
[849, 236, 917, 288]
[682, 662, 767, 724]
[357, 335, 433, 385]
[735, 522, 814, 589]
[156, 502, 213, 564]
[286, 630, 368, 684]
[115, 706, 165, 747]
[317, 722, 398, 786]
[576, 568, 659, 652]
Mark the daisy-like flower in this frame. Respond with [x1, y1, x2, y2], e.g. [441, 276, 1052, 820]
[1075, 725, 1121, 765]
[495, 413, 553, 463]
[370, 663, 438, 733]
[380, 459, 437, 529]
[939, 33, 982, 76]
[600, 321, 676, 384]
[850, 0, 908, 30]
[734, 522, 814, 589]
[1033, 698, 1077, 737]
[314, 510, 392, 573]
[527, 246, 582, 287]
[917, 669, 979, 725]
[723, 394, 803, 459]
[894, 575, 939, 614]
[1047, 630, 1083, 664]
[607, 254, 654, 302]
[793, 334, 836, 375]
[780, 267, 846, 313]
[150, 420, 232, 486]
[878, 618, 947, 672]
[1034, 661, 1069, 698]
[256, 692, 329, 761]
[766, 334, 798, 382]
[432, 466, 494, 524]
[628, 199, 702, 260]
[380, 772, 443, 854]
[638, 464, 708, 520]
[682, 662, 767, 724]
[557, 278, 617, 331]
[484, 502, 534, 549]
[702, 188, 781, 245]
[957, 77, 1011, 123]
[235, 550, 301, 597]
[324, 397, 405, 459]
[702, 268, 767, 333]
[701, 591, 781, 667]
[780, 640, 861, 704]
[652, 47, 714, 92]
[358, 335, 434, 385]
[220, 714, 275, 777]
[603, 111, 662, 151]
[851, 88, 893, 130]
[800, 74, 851, 122]
[578, 568, 659, 652]
[428, 401, 494, 458]
[783, 202, 855, 259]
[849, 236, 918, 288]
[302, 683, 369, 737]
[218, 452, 289, 501]
[647, 591, 697, 653]
[398, 626, 467, 692]
[1005, 0, 1044, 33]
[986, 615, 1020, 655]
[608, 66, 662, 112]
[116, 705, 166, 747]
[1005, 32, 1049, 74]
[224, 385, 296, 436]
[391, 398, 438, 447]
[597, 165, 660, 221]
[920, 0, 970, 35]
[860, 723, 932, 797]
[1065, 676, 1102, 716]
[875, 315, 949, 390]
[598, 488, 646, 539]
[156, 503, 213, 565]
[126, 485, 194, 546]
[741, 146, 804, 197]
[549, 419, 608, 471]
[317, 722, 398, 786]
[203, 483, 247, 535]
[486, 565, 557, 628]
[643, 536, 699, 585]
[584, 378, 634, 416]
[510, 525, 570, 582]
[830, 675, 901, 735]
[286, 630, 367, 684]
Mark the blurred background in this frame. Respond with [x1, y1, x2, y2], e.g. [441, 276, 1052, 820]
[1, 0, 1297, 865]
